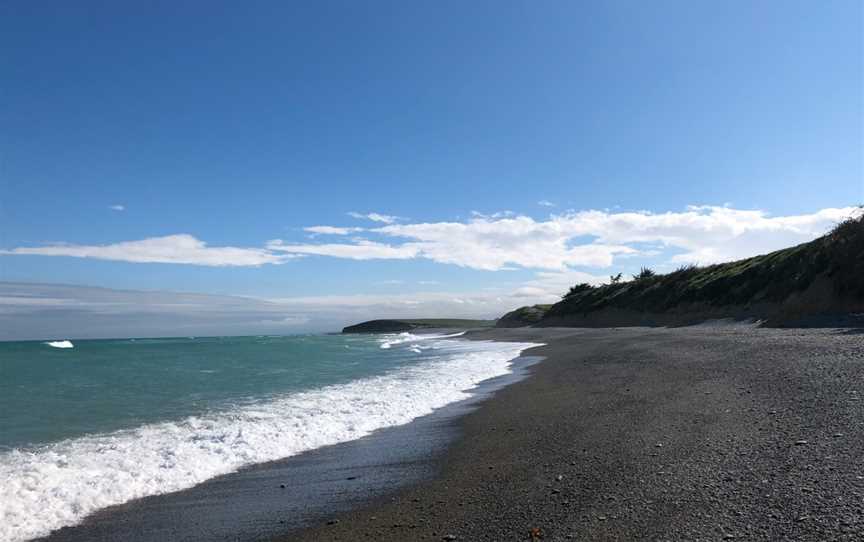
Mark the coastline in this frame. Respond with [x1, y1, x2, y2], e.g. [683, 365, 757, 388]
[36, 334, 542, 542]
[30, 325, 864, 541]
[291, 325, 864, 541]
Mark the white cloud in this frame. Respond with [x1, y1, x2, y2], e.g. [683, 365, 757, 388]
[374, 216, 636, 270]
[558, 205, 855, 265]
[348, 211, 400, 224]
[1, 234, 291, 267]
[537, 200, 555, 207]
[304, 225, 365, 235]
[267, 238, 418, 260]
[283, 205, 856, 270]
[109, 204, 125, 211]
[3, 205, 855, 275]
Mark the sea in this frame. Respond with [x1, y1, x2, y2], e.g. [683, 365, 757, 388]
[0, 332, 539, 542]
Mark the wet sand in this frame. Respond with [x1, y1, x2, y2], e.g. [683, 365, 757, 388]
[292, 325, 864, 541]
[38, 348, 542, 542]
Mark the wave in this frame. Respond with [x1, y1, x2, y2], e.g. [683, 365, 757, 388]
[0, 338, 538, 542]
[378, 330, 466, 349]
[45, 340, 74, 349]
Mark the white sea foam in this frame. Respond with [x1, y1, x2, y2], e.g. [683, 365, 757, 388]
[45, 340, 74, 349]
[0, 338, 539, 542]
[378, 331, 466, 349]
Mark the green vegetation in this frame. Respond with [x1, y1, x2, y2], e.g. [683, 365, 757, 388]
[632, 267, 656, 280]
[496, 304, 553, 327]
[563, 283, 593, 299]
[343, 318, 496, 333]
[543, 212, 863, 322]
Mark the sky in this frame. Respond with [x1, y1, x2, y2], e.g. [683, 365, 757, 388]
[1, 1, 862, 339]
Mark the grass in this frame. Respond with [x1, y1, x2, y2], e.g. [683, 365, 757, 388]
[497, 304, 553, 326]
[544, 212, 864, 319]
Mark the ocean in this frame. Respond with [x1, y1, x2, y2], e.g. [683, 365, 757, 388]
[0, 332, 539, 542]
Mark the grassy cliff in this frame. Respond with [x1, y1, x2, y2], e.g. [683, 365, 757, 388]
[496, 304, 552, 327]
[524, 213, 863, 328]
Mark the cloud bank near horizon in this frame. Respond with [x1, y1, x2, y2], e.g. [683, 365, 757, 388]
[0, 282, 538, 340]
[3, 205, 856, 271]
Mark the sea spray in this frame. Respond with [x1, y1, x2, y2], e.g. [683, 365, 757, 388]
[0, 335, 539, 541]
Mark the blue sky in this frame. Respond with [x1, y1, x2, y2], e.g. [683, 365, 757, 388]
[1, 1, 862, 338]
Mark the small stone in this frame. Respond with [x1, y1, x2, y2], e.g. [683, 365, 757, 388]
[723, 535, 735, 539]
[442, 535, 458, 541]
[655, 443, 663, 448]
[556, 475, 564, 481]
[794, 440, 808, 446]
[326, 519, 339, 525]
[279, 484, 286, 489]
[346, 476, 358, 480]
[833, 433, 845, 438]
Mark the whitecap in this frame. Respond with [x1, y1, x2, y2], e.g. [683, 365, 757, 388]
[0, 338, 540, 542]
[45, 340, 74, 349]
[379, 331, 466, 349]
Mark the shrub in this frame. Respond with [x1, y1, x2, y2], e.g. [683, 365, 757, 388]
[669, 263, 698, 276]
[633, 267, 656, 280]
[563, 283, 594, 299]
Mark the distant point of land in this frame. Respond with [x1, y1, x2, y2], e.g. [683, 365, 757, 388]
[342, 319, 496, 334]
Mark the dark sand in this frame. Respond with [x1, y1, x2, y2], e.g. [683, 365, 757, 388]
[292, 325, 864, 541]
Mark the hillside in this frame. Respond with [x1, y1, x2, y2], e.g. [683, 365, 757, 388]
[496, 304, 552, 327]
[513, 213, 864, 328]
[342, 318, 496, 334]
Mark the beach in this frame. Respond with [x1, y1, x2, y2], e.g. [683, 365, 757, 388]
[293, 325, 864, 541]
[30, 325, 864, 541]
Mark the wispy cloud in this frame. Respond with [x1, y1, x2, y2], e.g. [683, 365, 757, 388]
[3, 206, 856, 273]
[109, 204, 125, 211]
[537, 200, 555, 207]
[271, 205, 855, 270]
[348, 211, 400, 224]
[268, 239, 417, 260]
[1, 234, 292, 267]
[304, 225, 365, 235]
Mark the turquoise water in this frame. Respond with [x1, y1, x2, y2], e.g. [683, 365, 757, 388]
[1, 334, 419, 450]
[0, 332, 538, 542]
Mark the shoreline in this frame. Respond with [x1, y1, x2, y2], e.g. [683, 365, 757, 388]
[291, 325, 864, 541]
[30, 325, 864, 541]
[36, 335, 541, 542]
